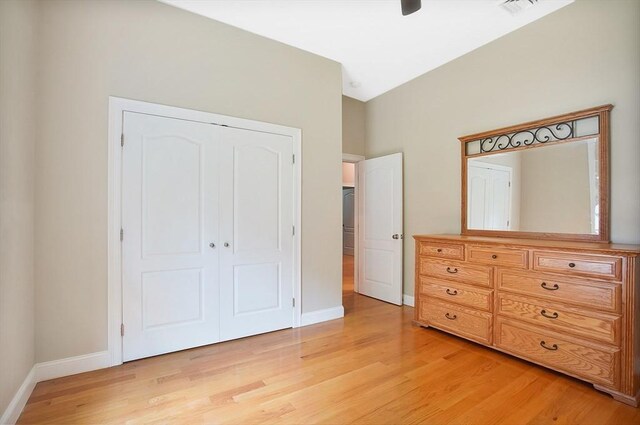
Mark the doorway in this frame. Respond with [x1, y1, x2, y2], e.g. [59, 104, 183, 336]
[341, 152, 404, 306]
[341, 154, 364, 300]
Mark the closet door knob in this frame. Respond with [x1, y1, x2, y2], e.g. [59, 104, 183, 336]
[209, 242, 216, 248]
[224, 242, 230, 248]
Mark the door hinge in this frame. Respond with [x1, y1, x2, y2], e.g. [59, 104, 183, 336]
[509, 181, 511, 187]
[292, 225, 295, 236]
[292, 298, 295, 307]
[120, 228, 124, 241]
[121, 133, 124, 147]
[120, 323, 124, 336]
[292, 154, 295, 164]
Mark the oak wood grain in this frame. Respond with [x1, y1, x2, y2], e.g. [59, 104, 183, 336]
[497, 292, 621, 345]
[418, 298, 493, 345]
[467, 244, 529, 269]
[497, 269, 622, 313]
[418, 241, 465, 260]
[419, 277, 493, 312]
[418, 258, 493, 288]
[495, 317, 620, 388]
[533, 250, 623, 281]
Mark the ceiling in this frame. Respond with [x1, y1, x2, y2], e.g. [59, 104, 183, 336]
[161, 0, 574, 102]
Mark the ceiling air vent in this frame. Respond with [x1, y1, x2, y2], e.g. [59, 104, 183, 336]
[500, 0, 539, 15]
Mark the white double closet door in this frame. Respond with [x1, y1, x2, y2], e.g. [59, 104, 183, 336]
[122, 112, 294, 361]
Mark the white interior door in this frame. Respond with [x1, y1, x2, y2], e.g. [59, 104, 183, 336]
[358, 153, 403, 305]
[218, 126, 294, 341]
[343, 188, 355, 255]
[468, 163, 512, 230]
[122, 112, 220, 361]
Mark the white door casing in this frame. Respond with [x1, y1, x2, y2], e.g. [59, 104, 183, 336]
[218, 126, 294, 341]
[343, 188, 355, 256]
[468, 162, 512, 231]
[122, 112, 221, 361]
[358, 153, 403, 305]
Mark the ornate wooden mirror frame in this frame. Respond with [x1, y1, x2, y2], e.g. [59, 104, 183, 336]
[459, 104, 612, 242]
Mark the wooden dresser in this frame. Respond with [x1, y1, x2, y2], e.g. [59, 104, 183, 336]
[413, 234, 640, 406]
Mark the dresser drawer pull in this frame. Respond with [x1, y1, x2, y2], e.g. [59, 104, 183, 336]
[568, 262, 576, 268]
[446, 289, 458, 296]
[446, 267, 458, 274]
[540, 309, 559, 319]
[437, 248, 443, 253]
[445, 312, 457, 320]
[492, 254, 498, 259]
[540, 341, 558, 351]
[540, 282, 559, 291]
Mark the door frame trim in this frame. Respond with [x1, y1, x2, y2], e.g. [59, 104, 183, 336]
[107, 96, 302, 366]
[342, 153, 364, 293]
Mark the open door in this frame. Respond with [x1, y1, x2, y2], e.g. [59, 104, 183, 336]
[358, 153, 403, 305]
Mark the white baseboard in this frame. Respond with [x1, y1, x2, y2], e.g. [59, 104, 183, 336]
[1, 351, 112, 424]
[403, 295, 415, 307]
[299, 306, 345, 327]
[35, 351, 111, 382]
[0, 366, 36, 425]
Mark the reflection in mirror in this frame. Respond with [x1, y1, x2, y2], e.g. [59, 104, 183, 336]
[467, 138, 599, 234]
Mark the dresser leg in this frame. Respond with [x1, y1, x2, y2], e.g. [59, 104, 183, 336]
[593, 385, 640, 407]
[412, 320, 429, 329]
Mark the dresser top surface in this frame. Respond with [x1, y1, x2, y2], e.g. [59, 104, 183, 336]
[413, 234, 640, 255]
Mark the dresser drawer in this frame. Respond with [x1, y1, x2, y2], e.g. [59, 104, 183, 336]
[497, 293, 620, 345]
[497, 269, 621, 313]
[420, 298, 492, 345]
[495, 318, 620, 388]
[532, 251, 623, 281]
[418, 241, 465, 260]
[467, 245, 528, 269]
[420, 277, 492, 312]
[419, 258, 493, 288]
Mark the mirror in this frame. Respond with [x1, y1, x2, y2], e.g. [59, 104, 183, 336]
[459, 105, 611, 242]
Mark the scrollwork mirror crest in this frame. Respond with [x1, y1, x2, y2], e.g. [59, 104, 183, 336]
[459, 105, 612, 242]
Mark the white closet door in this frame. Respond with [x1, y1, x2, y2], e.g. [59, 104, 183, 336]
[218, 126, 294, 341]
[358, 153, 403, 305]
[122, 112, 220, 361]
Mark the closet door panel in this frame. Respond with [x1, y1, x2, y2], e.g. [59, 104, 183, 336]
[219, 126, 294, 341]
[122, 112, 220, 362]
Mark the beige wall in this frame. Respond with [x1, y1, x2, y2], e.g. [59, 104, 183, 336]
[0, 0, 38, 415]
[365, 0, 640, 298]
[35, 0, 342, 362]
[342, 96, 365, 156]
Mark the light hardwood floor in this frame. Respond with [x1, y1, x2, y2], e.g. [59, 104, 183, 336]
[18, 255, 640, 424]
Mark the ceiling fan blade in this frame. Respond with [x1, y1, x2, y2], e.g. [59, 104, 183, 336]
[401, 0, 422, 16]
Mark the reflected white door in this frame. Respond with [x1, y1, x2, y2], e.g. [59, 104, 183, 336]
[358, 153, 403, 305]
[468, 163, 512, 230]
[218, 126, 294, 341]
[343, 188, 355, 255]
[122, 112, 220, 361]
